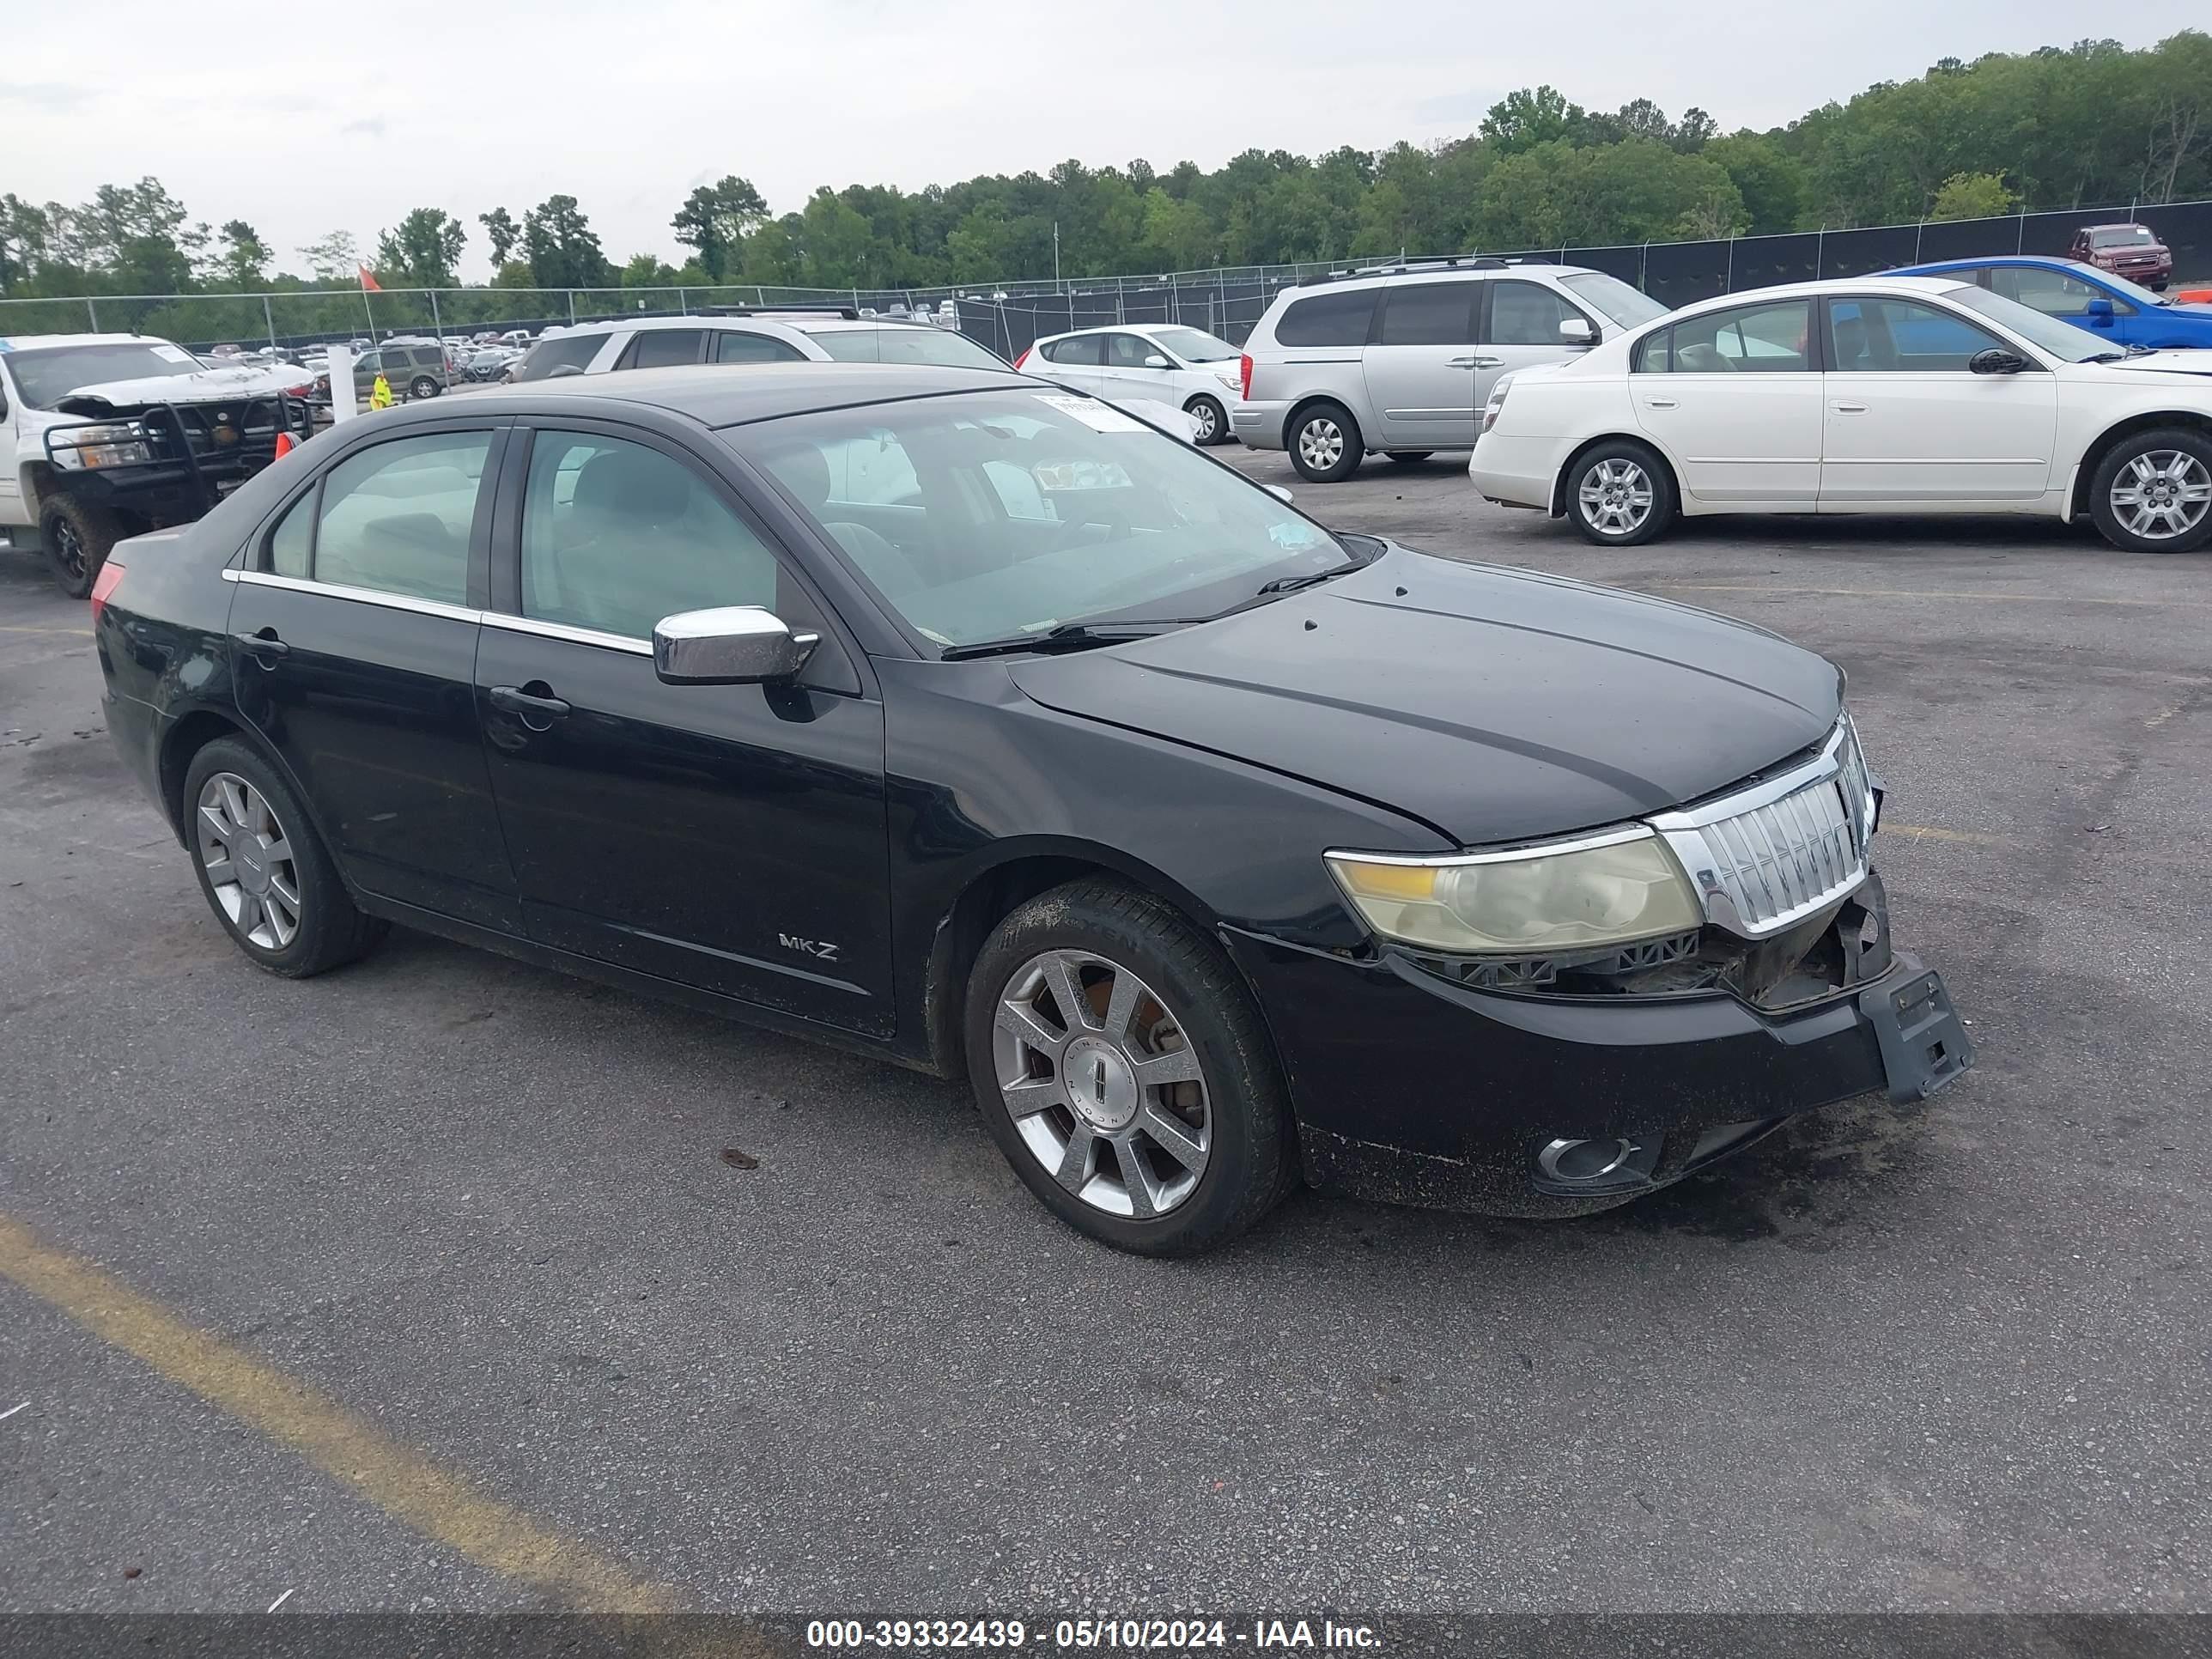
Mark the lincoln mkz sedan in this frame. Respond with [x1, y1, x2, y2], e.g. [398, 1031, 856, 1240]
[94, 363, 1973, 1254]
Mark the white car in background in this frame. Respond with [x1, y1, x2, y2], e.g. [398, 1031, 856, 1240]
[1015, 324, 1245, 444]
[1470, 273, 2212, 554]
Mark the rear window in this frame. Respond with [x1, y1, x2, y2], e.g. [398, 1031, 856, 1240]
[514, 331, 608, 382]
[1274, 289, 1377, 348]
[619, 329, 706, 371]
[808, 325, 1008, 370]
[1044, 335, 1103, 366]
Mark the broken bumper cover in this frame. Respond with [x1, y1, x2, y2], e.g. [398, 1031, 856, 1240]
[1223, 920, 1972, 1218]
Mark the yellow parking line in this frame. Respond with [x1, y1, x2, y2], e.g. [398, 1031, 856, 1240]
[1885, 823, 2012, 847]
[0, 1212, 684, 1613]
[0, 623, 92, 636]
[1644, 582, 2212, 611]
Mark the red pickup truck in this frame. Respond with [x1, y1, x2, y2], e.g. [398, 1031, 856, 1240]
[2069, 222, 2175, 291]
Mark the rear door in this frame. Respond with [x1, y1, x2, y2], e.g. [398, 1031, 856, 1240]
[1631, 296, 1822, 507]
[1038, 333, 1105, 394]
[1818, 295, 2057, 507]
[1359, 281, 1480, 447]
[473, 420, 894, 1035]
[614, 328, 708, 370]
[227, 422, 520, 929]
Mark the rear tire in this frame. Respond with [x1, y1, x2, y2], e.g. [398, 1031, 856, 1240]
[409, 375, 441, 400]
[1565, 439, 1676, 547]
[2087, 428, 2212, 555]
[1385, 451, 1433, 464]
[182, 737, 388, 978]
[1287, 401, 1361, 483]
[38, 493, 124, 599]
[1184, 393, 1229, 446]
[963, 878, 1297, 1256]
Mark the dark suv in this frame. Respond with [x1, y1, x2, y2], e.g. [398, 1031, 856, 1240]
[357, 341, 450, 402]
[2069, 223, 2174, 291]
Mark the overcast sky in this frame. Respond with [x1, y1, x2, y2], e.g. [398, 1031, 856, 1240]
[6, 0, 2203, 283]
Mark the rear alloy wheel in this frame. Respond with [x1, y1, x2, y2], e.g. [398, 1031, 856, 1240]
[38, 493, 124, 600]
[409, 375, 441, 400]
[1184, 393, 1229, 446]
[2089, 429, 2212, 554]
[1385, 451, 1433, 464]
[183, 737, 387, 977]
[1288, 402, 1361, 483]
[965, 879, 1296, 1255]
[1567, 441, 1675, 547]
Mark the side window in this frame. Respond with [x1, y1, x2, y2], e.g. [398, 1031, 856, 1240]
[1274, 289, 1378, 348]
[267, 489, 313, 578]
[1990, 266, 2124, 319]
[312, 431, 491, 603]
[618, 329, 705, 371]
[1631, 329, 1671, 374]
[1376, 283, 1475, 346]
[1486, 282, 1588, 348]
[816, 432, 921, 506]
[714, 331, 808, 364]
[1670, 300, 1811, 373]
[1105, 333, 1156, 368]
[520, 431, 781, 641]
[514, 332, 605, 382]
[0, 364, 10, 420]
[1046, 335, 1103, 366]
[1828, 298, 2005, 372]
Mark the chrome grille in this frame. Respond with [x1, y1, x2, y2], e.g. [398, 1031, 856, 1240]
[1649, 719, 1877, 939]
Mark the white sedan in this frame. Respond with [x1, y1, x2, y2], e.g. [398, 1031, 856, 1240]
[1470, 273, 2212, 554]
[1015, 324, 1246, 445]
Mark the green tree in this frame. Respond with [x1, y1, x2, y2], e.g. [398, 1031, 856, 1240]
[672, 175, 769, 281]
[1704, 133, 1807, 234]
[374, 209, 467, 287]
[621, 251, 678, 289]
[522, 195, 607, 289]
[1481, 86, 1590, 153]
[1929, 171, 2018, 220]
[477, 207, 520, 266]
[216, 221, 269, 289]
[298, 229, 362, 282]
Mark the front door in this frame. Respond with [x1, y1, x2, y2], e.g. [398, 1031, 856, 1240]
[1476, 278, 1599, 414]
[228, 423, 520, 930]
[475, 422, 894, 1036]
[1359, 280, 1481, 447]
[1096, 331, 1176, 412]
[1818, 295, 2057, 507]
[1632, 296, 1823, 507]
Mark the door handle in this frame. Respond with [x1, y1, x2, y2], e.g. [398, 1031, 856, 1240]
[489, 684, 572, 727]
[233, 628, 289, 665]
[1643, 397, 1679, 410]
[1446, 355, 1504, 369]
[1832, 402, 1869, 413]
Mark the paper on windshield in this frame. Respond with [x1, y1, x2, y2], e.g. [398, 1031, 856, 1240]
[150, 344, 195, 363]
[1033, 393, 1146, 433]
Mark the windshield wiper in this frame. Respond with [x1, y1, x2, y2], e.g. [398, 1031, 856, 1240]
[935, 620, 1191, 661]
[1231, 556, 1368, 605]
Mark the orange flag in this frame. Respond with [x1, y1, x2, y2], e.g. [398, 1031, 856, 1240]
[358, 265, 383, 293]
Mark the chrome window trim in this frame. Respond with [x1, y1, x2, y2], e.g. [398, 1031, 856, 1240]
[222, 567, 477, 624]
[482, 612, 654, 657]
[1324, 823, 1656, 873]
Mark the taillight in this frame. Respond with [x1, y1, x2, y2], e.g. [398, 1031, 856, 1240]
[1239, 353, 1253, 400]
[89, 558, 126, 624]
[1012, 347, 1033, 370]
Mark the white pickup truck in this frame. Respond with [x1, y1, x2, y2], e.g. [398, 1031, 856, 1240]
[0, 332, 314, 596]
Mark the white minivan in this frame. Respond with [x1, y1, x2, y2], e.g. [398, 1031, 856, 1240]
[1015, 324, 1246, 444]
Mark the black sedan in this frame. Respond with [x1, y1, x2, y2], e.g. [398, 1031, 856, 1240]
[92, 362, 1972, 1255]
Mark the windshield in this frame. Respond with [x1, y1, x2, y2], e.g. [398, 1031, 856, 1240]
[513, 331, 605, 382]
[1559, 271, 1669, 329]
[1947, 285, 2115, 362]
[2089, 226, 2155, 247]
[737, 388, 1349, 649]
[2063, 263, 2170, 308]
[807, 325, 1008, 370]
[3, 342, 203, 408]
[1148, 326, 1240, 363]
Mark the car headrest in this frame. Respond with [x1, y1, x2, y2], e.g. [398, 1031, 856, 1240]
[572, 447, 687, 522]
[775, 444, 831, 509]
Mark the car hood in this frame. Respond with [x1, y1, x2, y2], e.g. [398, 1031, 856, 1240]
[1007, 547, 1843, 846]
[2096, 349, 2212, 378]
[53, 361, 309, 415]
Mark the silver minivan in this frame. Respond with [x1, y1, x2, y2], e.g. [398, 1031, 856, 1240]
[1232, 260, 1669, 481]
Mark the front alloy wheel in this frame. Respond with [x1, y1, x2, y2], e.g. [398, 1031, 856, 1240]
[195, 771, 302, 950]
[2108, 450, 2210, 544]
[1579, 458, 1655, 537]
[994, 949, 1211, 1219]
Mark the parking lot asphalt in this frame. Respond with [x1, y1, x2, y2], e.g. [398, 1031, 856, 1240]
[3, 455, 2209, 1619]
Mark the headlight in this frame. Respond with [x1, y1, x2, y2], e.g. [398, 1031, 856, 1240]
[50, 421, 153, 471]
[1326, 826, 1702, 955]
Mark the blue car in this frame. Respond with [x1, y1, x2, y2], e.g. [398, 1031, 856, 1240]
[1891, 256, 2212, 351]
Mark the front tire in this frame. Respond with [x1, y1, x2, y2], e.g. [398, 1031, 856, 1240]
[39, 493, 124, 599]
[1287, 401, 1362, 483]
[182, 737, 387, 977]
[1184, 393, 1229, 446]
[2088, 428, 2212, 554]
[963, 878, 1297, 1255]
[409, 375, 441, 400]
[1565, 440, 1676, 547]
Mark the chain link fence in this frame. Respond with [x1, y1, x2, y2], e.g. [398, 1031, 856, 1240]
[7, 197, 2208, 363]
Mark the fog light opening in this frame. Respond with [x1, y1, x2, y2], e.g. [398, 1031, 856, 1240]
[1537, 1136, 1638, 1184]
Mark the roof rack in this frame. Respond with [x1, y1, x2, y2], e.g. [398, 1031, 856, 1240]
[1297, 254, 1526, 286]
[701, 304, 861, 320]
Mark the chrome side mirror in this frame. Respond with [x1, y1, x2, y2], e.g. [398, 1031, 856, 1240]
[653, 606, 819, 685]
[1559, 317, 1596, 347]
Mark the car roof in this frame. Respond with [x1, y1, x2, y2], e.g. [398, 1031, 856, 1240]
[1655, 273, 1972, 319]
[0, 331, 181, 351]
[1899, 255, 2090, 272]
[383, 360, 1036, 429]
[1033, 323, 1205, 343]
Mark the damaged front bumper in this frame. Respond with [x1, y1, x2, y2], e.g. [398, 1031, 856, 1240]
[1223, 870, 1973, 1217]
